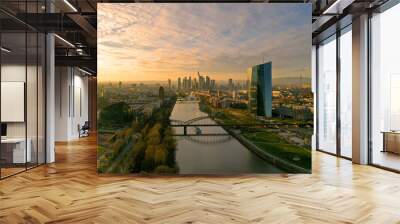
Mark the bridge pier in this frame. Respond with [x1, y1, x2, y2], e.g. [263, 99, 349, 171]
[183, 126, 187, 135]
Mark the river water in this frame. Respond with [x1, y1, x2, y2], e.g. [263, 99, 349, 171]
[170, 101, 282, 174]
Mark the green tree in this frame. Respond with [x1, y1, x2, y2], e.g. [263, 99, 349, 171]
[99, 102, 133, 129]
[146, 123, 162, 145]
[163, 128, 176, 166]
[111, 139, 125, 155]
[123, 128, 134, 140]
[154, 145, 167, 166]
[131, 121, 142, 133]
[130, 138, 147, 172]
[142, 145, 157, 171]
[99, 93, 179, 174]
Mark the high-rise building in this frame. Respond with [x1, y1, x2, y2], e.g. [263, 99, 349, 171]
[168, 79, 171, 89]
[211, 80, 216, 90]
[183, 77, 187, 89]
[194, 78, 198, 90]
[188, 76, 192, 89]
[228, 78, 233, 90]
[198, 72, 205, 90]
[206, 76, 210, 90]
[178, 77, 181, 90]
[248, 62, 272, 117]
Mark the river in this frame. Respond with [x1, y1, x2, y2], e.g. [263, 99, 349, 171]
[170, 100, 282, 174]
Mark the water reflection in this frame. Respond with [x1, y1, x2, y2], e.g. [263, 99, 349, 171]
[170, 101, 282, 174]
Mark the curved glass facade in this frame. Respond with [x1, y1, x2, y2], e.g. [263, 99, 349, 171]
[248, 62, 272, 117]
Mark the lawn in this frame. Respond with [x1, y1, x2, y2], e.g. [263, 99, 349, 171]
[200, 100, 312, 170]
[243, 131, 311, 170]
[243, 131, 285, 144]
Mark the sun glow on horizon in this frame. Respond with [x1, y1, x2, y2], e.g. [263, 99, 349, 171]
[98, 3, 311, 83]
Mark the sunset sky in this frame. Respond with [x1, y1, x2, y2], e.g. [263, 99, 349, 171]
[98, 3, 311, 83]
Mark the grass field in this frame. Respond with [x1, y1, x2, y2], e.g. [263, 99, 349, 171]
[243, 131, 311, 170]
[200, 100, 311, 171]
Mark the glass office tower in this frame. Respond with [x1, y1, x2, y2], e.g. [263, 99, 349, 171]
[248, 62, 272, 117]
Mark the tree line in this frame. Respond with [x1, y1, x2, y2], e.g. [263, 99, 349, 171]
[98, 97, 178, 174]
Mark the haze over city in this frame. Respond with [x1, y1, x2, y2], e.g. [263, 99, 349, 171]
[98, 4, 311, 83]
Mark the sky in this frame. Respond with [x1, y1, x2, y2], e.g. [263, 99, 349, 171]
[98, 3, 311, 83]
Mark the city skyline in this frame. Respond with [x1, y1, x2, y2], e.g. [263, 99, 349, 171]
[98, 73, 311, 88]
[98, 4, 311, 82]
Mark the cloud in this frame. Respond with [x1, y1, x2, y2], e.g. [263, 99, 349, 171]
[98, 3, 311, 82]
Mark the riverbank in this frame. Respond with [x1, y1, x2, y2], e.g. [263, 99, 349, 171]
[227, 129, 310, 173]
[172, 100, 283, 174]
[199, 98, 311, 173]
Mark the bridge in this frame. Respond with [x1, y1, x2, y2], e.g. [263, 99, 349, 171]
[169, 115, 308, 136]
[170, 123, 265, 136]
[180, 135, 233, 144]
[170, 116, 210, 125]
[170, 116, 221, 136]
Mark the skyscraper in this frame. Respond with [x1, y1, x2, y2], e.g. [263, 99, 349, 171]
[198, 72, 205, 90]
[178, 77, 181, 90]
[194, 78, 198, 90]
[228, 78, 233, 90]
[188, 76, 192, 89]
[206, 76, 210, 90]
[168, 79, 171, 89]
[248, 62, 272, 117]
[183, 77, 187, 89]
[211, 80, 216, 90]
